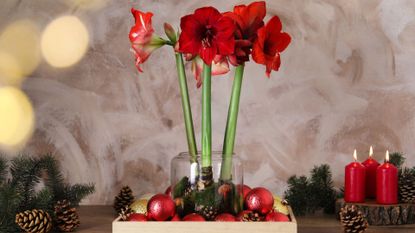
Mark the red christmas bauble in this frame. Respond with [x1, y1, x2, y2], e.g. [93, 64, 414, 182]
[171, 214, 181, 221]
[164, 186, 172, 196]
[265, 211, 290, 222]
[182, 213, 205, 221]
[244, 187, 274, 215]
[237, 184, 252, 200]
[147, 194, 176, 221]
[215, 213, 236, 221]
[128, 213, 148, 221]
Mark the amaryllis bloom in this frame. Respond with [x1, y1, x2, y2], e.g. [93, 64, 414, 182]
[252, 16, 291, 77]
[191, 55, 230, 88]
[129, 8, 165, 72]
[179, 7, 236, 65]
[224, 1, 266, 65]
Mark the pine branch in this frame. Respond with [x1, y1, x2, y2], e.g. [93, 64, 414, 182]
[32, 187, 54, 213]
[9, 155, 43, 210]
[39, 153, 65, 200]
[0, 182, 21, 233]
[0, 155, 7, 185]
[284, 175, 310, 216]
[62, 183, 95, 206]
[389, 152, 405, 169]
[309, 164, 337, 214]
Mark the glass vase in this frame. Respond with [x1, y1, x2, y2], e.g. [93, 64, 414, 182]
[170, 151, 243, 220]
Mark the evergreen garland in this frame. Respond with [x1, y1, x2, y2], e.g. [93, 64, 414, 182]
[0, 153, 95, 232]
[284, 164, 337, 216]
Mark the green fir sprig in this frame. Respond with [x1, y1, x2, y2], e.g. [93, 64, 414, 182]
[284, 164, 337, 216]
[0, 153, 95, 232]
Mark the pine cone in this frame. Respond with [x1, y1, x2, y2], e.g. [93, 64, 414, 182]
[339, 205, 368, 233]
[54, 200, 80, 232]
[399, 168, 415, 203]
[15, 209, 52, 233]
[237, 210, 264, 222]
[119, 205, 132, 221]
[195, 205, 219, 221]
[113, 186, 135, 214]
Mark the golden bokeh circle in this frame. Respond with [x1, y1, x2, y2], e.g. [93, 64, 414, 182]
[41, 16, 89, 68]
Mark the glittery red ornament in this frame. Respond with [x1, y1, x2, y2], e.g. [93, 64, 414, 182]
[265, 211, 290, 222]
[128, 213, 148, 221]
[164, 186, 172, 196]
[237, 184, 252, 200]
[171, 214, 181, 221]
[215, 213, 236, 221]
[182, 213, 205, 221]
[244, 187, 274, 215]
[147, 194, 176, 221]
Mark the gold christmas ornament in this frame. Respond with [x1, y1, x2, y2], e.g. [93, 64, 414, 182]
[273, 195, 289, 215]
[130, 199, 148, 215]
[139, 193, 155, 200]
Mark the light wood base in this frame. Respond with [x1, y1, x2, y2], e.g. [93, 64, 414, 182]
[112, 207, 297, 233]
[335, 199, 415, 225]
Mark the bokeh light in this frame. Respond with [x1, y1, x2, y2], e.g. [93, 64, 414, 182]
[0, 20, 41, 86]
[41, 16, 89, 68]
[0, 86, 35, 150]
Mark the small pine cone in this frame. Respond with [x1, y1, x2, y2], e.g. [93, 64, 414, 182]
[399, 168, 415, 203]
[339, 205, 368, 233]
[119, 205, 132, 221]
[195, 205, 219, 221]
[238, 210, 264, 222]
[15, 209, 52, 233]
[113, 186, 135, 214]
[54, 200, 80, 232]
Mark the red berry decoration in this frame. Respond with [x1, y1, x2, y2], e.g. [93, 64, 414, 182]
[237, 184, 252, 200]
[182, 213, 205, 221]
[245, 187, 274, 215]
[171, 214, 181, 221]
[147, 194, 176, 221]
[215, 213, 236, 222]
[265, 211, 290, 222]
[164, 186, 172, 196]
[128, 213, 148, 221]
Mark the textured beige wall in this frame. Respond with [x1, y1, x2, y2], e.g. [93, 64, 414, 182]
[2, 0, 415, 204]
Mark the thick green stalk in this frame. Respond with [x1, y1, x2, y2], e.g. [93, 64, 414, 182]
[201, 63, 212, 168]
[175, 53, 197, 161]
[221, 64, 245, 180]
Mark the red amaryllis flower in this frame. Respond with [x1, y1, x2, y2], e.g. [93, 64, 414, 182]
[252, 16, 291, 77]
[224, 1, 266, 65]
[179, 7, 235, 65]
[129, 8, 165, 72]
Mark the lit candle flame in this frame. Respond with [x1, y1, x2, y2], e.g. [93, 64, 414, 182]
[386, 150, 389, 162]
[369, 146, 373, 157]
[353, 149, 357, 161]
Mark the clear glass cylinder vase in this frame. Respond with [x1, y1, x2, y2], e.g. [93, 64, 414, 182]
[170, 151, 243, 220]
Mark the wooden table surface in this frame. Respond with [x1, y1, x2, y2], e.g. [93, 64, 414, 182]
[77, 206, 415, 233]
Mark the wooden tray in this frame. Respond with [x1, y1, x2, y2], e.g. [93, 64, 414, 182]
[113, 207, 297, 233]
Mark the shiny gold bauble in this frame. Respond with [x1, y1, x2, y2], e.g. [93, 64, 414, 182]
[130, 199, 148, 215]
[273, 195, 289, 215]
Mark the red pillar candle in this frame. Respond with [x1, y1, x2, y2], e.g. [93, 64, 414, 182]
[362, 146, 380, 199]
[376, 150, 398, 204]
[345, 150, 366, 203]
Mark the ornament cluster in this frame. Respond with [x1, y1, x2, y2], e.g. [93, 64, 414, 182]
[114, 185, 291, 222]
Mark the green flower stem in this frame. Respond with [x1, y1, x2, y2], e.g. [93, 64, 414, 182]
[220, 64, 245, 181]
[175, 53, 198, 161]
[201, 63, 212, 168]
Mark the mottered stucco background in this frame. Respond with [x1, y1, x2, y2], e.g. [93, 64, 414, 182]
[2, 0, 415, 204]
